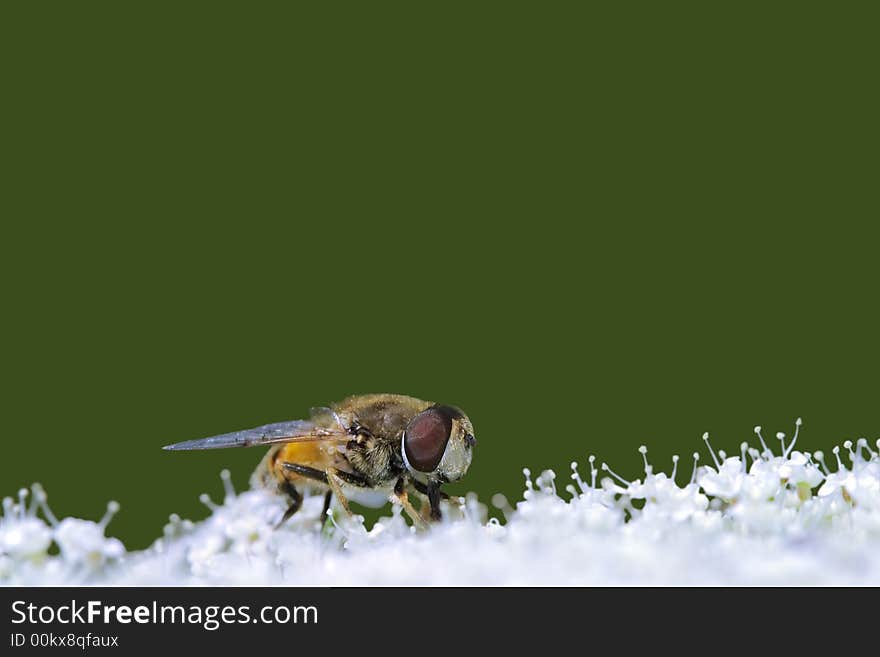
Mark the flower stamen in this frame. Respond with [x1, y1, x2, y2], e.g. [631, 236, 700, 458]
[813, 450, 830, 475]
[754, 425, 772, 458]
[690, 452, 700, 485]
[99, 501, 120, 532]
[639, 445, 653, 476]
[832, 446, 844, 472]
[703, 433, 721, 469]
[600, 462, 631, 487]
[220, 469, 236, 503]
[784, 418, 802, 457]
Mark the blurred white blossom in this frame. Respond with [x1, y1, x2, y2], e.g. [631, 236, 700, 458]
[2, 420, 880, 585]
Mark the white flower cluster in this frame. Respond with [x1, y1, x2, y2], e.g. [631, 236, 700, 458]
[0, 485, 124, 585]
[2, 420, 880, 585]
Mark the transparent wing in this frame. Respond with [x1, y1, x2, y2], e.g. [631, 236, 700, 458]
[163, 418, 348, 451]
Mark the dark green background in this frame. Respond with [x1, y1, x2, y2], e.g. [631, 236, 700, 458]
[2, 5, 877, 549]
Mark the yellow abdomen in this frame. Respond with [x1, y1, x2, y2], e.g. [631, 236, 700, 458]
[277, 441, 331, 468]
[253, 441, 350, 493]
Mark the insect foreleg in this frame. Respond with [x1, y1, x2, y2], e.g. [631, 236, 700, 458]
[426, 480, 443, 521]
[409, 479, 455, 502]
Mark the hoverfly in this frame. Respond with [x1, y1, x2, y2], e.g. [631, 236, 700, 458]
[163, 394, 476, 528]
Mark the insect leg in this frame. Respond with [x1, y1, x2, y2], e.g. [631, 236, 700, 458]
[409, 479, 455, 502]
[283, 462, 328, 484]
[391, 477, 428, 530]
[282, 462, 370, 487]
[320, 491, 332, 522]
[426, 480, 443, 521]
[324, 468, 354, 517]
[275, 481, 303, 529]
[409, 480, 462, 521]
[282, 462, 369, 520]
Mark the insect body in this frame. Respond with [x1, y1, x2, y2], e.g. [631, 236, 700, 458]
[163, 394, 476, 527]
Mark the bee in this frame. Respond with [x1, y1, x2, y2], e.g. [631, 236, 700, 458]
[163, 394, 476, 528]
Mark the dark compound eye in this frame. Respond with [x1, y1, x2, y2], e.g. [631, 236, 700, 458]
[404, 407, 453, 473]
